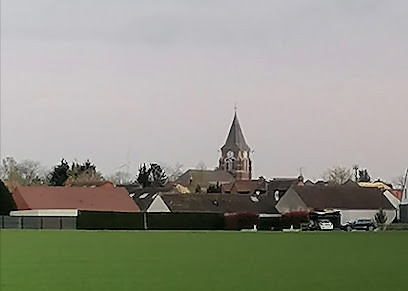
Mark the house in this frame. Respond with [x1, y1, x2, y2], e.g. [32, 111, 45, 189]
[267, 177, 303, 199]
[276, 185, 396, 224]
[145, 193, 280, 215]
[12, 186, 140, 213]
[174, 169, 235, 193]
[129, 184, 194, 212]
[131, 188, 163, 212]
[388, 189, 403, 201]
[383, 190, 401, 220]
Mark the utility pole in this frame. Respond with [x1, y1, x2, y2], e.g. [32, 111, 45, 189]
[400, 169, 408, 223]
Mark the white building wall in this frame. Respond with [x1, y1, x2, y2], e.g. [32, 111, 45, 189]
[275, 188, 308, 214]
[9, 209, 78, 217]
[339, 209, 396, 225]
[384, 190, 401, 220]
[383, 191, 401, 209]
[146, 196, 171, 213]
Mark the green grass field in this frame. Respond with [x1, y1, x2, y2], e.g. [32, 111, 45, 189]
[1, 231, 407, 290]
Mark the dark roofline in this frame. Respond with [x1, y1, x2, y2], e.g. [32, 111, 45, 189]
[292, 185, 395, 210]
[221, 112, 250, 152]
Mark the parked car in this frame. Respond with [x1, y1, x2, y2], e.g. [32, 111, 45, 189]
[308, 219, 334, 231]
[317, 219, 334, 231]
[341, 219, 377, 231]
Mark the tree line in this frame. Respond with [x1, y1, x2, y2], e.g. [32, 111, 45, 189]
[323, 165, 405, 189]
[0, 156, 405, 190]
[0, 157, 174, 188]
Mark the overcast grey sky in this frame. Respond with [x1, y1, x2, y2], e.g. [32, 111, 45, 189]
[1, 0, 407, 181]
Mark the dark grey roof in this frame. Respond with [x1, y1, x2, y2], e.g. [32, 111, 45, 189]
[221, 112, 250, 152]
[122, 185, 173, 212]
[267, 178, 299, 193]
[161, 193, 279, 214]
[130, 187, 172, 212]
[222, 179, 267, 194]
[304, 180, 315, 186]
[174, 170, 235, 189]
[117, 184, 143, 195]
[293, 185, 395, 210]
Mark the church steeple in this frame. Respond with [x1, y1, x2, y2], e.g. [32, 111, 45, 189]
[221, 112, 250, 154]
[219, 111, 252, 180]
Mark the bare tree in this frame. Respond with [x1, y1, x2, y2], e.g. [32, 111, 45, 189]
[66, 160, 103, 184]
[1, 157, 47, 185]
[392, 174, 406, 190]
[162, 163, 184, 182]
[17, 160, 45, 184]
[375, 208, 388, 230]
[196, 161, 207, 171]
[323, 166, 352, 185]
[106, 171, 133, 185]
[0, 157, 18, 180]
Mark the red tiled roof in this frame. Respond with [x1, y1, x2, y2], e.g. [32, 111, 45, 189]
[389, 190, 402, 201]
[64, 181, 115, 187]
[12, 186, 139, 212]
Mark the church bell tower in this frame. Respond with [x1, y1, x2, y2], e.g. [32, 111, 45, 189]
[219, 110, 252, 180]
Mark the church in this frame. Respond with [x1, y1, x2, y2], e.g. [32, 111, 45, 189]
[218, 111, 252, 180]
[175, 111, 256, 193]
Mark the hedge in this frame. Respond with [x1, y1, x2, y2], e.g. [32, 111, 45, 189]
[77, 211, 144, 230]
[147, 213, 224, 230]
[258, 217, 281, 231]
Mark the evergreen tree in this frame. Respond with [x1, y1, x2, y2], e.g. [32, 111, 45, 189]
[137, 163, 168, 188]
[67, 160, 103, 184]
[49, 159, 69, 186]
[358, 169, 371, 183]
[137, 164, 152, 188]
[150, 163, 167, 187]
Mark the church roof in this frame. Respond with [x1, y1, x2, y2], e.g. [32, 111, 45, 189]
[174, 170, 235, 189]
[221, 112, 250, 152]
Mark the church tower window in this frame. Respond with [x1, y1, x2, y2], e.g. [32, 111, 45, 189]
[218, 110, 252, 180]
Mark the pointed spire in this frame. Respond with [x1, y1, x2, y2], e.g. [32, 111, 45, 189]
[221, 110, 250, 152]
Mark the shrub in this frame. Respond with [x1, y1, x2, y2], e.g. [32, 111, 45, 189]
[224, 212, 259, 230]
[375, 208, 388, 230]
[281, 211, 309, 229]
